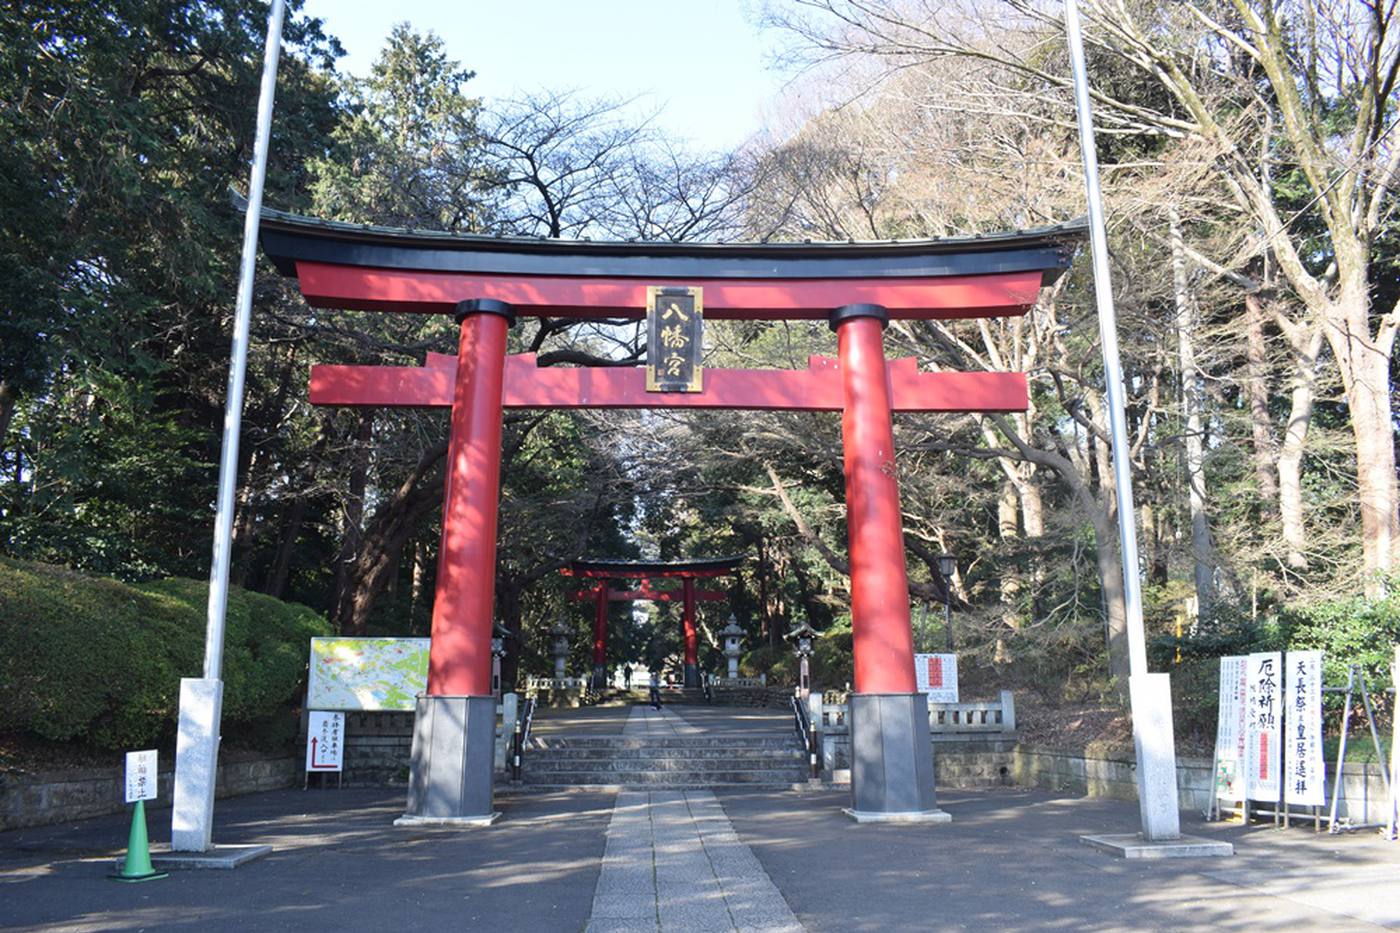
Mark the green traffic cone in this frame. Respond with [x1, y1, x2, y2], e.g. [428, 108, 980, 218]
[109, 799, 167, 883]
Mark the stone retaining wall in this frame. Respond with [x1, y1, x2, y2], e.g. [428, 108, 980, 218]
[1, 753, 298, 831]
[822, 737, 1393, 826]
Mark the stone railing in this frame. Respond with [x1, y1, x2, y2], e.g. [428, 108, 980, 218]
[524, 675, 591, 692]
[710, 675, 768, 689]
[811, 690, 1016, 780]
[815, 690, 1016, 735]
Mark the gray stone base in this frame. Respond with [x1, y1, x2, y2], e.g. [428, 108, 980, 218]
[1080, 833, 1234, 859]
[843, 807, 951, 824]
[591, 664, 608, 689]
[849, 692, 941, 817]
[402, 695, 495, 823]
[683, 663, 700, 688]
[140, 844, 273, 870]
[393, 811, 502, 828]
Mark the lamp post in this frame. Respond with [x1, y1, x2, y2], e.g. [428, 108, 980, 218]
[491, 621, 510, 698]
[549, 621, 570, 680]
[719, 614, 745, 680]
[786, 619, 817, 698]
[936, 553, 956, 651]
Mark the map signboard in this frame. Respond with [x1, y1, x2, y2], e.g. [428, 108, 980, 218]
[307, 637, 430, 711]
[914, 653, 959, 704]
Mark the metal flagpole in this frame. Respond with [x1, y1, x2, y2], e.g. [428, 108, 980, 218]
[170, 0, 287, 853]
[1063, 0, 1181, 841]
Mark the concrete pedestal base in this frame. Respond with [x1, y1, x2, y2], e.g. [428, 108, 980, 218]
[143, 844, 273, 870]
[848, 692, 947, 821]
[401, 695, 496, 824]
[1080, 833, 1234, 859]
[394, 812, 502, 828]
[1130, 672, 1182, 841]
[170, 678, 223, 852]
[844, 807, 952, 824]
[683, 664, 700, 688]
[591, 664, 608, 689]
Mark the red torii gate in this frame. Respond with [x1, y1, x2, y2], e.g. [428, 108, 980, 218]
[259, 204, 1085, 826]
[564, 556, 743, 688]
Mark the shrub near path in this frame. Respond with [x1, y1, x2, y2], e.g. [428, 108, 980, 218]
[0, 559, 329, 754]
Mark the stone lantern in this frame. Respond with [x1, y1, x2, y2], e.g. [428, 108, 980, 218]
[786, 618, 817, 697]
[719, 614, 745, 680]
[491, 621, 511, 697]
[548, 621, 571, 680]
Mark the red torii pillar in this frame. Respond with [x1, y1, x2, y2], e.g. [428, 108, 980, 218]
[681, 578, 699, 688]
[400, 298, 513, 827]
[591, 584, 608, 686]
[831, 304, 941, 821]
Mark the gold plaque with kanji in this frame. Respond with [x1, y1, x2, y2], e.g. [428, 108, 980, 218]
[645, 286, 703, 392]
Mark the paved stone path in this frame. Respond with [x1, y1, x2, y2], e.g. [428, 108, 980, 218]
[625, 703, 701, 736]
[587, 790, 805, 933]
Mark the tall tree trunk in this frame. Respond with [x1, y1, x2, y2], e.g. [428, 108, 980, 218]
[334, 438, 447, 636]
[1324, 294, 1399, 593]
[996, 478, 1019, 663]
[0, 379, 14, 457]
[1172, 211, 1216, 616]
[1277, 322, 1324, 569]
[264, 495, 307, 599]
[1243, 294, 1279, 508]
[332, 414, 374, 632]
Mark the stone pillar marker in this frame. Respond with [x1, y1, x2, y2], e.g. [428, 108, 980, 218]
[830, 304, 947, 824]
[397, 299, 513, 828]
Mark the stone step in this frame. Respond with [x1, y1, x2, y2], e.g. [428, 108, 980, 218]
[529, 736, 798, 750]
[525, 756, 806, 773]
[523, 767, 812, 778]
[527, 746, 803, 761]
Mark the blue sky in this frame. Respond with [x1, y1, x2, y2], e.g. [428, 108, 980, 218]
[301, 0, 794, 150]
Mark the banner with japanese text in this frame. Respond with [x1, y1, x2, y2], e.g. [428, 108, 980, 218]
[306, 710, 345, 773]
[1214, 655, 1248, 801]
[1283, 650, 1325, 807]
[914, 653, 958, 704]
[1245, 651, 1283, 800]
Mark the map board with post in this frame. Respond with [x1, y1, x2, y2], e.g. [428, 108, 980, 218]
[307, 637, 430, 711]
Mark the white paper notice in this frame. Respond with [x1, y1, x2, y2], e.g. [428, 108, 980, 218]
[124, 749, 158, 803]
[914, 653, 958, 704]
[1284, 650, 1325, 806]
[1245, 651, 1283, 800]
[1214, 656, 1248, 801]
[305, 711, 345, 772]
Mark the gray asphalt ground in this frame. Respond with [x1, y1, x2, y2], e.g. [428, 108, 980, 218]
[4, 706, 1399, 932]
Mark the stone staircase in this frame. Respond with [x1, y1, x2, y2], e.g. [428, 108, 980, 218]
[521, 734, 809, 788]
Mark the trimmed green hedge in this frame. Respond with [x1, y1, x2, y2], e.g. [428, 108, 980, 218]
[0, 558, 329, 749]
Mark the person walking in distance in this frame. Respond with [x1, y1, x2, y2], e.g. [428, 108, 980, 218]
[648, 669, 662, 710]
[623, 665, 633, 691]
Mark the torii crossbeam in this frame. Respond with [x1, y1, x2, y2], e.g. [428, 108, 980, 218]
[259, 203, 1085, 826]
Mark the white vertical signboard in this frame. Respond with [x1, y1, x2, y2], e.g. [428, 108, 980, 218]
[1245, 651, 1282, 800]
[305, 711, 345, 773]
[125, 750, 159, 803]
[1214, 656, 1248, 801]
[1284, 650, 1325, 807]
[913, 653, 959, 704]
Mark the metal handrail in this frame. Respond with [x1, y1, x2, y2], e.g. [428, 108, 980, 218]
[511, 696, 536, 783]
[791, 694, 820, 780]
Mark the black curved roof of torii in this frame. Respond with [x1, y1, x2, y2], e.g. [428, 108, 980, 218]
[253, 199, 1088, 282]
[569, 556, 746, 577]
